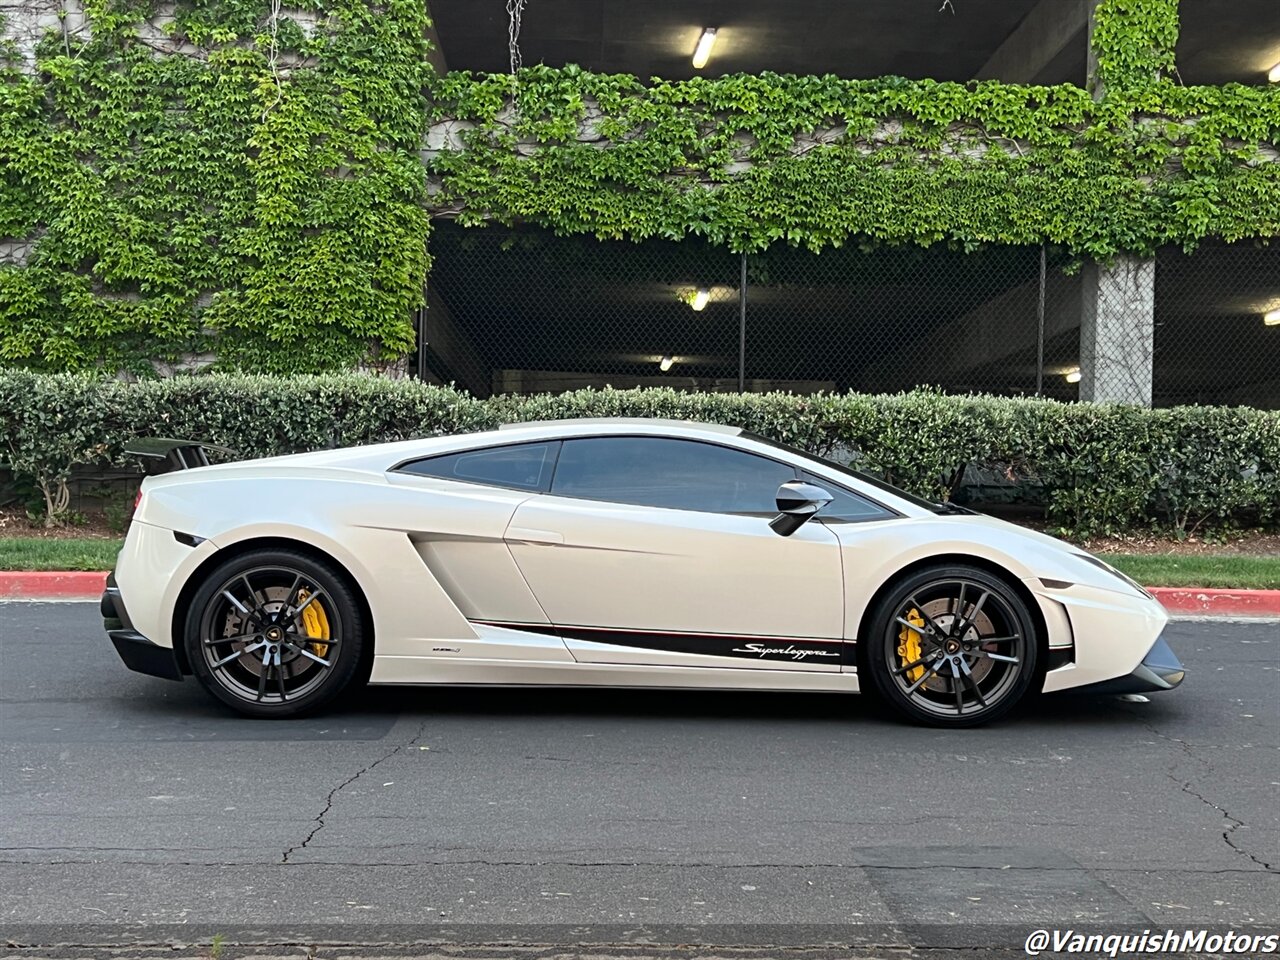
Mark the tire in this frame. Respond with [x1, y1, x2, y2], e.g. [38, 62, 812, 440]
[863, 564, 1040, 728]
[184, 549, 367, 718]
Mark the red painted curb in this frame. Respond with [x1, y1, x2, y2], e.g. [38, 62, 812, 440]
[1148, 586, 1280, 618]
[0, 571, 108, 600]
[1, 571, 1278, 616]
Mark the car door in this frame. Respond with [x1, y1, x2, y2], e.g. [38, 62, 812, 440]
[385, 440, 574, 662]
[504, 436, 847, 671]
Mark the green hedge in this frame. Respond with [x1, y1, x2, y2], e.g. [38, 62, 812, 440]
[0, 371, 494, 521]
[1, 0, 433, 374]
[1, 371, 1277, 537]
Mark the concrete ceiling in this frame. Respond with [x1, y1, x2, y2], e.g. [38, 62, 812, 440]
[429, 0, 1073, 83]
[1175, 0, 1280, 85]
[428, 0, 1280, 87]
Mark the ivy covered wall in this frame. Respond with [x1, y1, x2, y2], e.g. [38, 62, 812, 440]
[1, 0, 1278, 374]
[426, 0, 1280, 258]
[0, 0, 432, 373]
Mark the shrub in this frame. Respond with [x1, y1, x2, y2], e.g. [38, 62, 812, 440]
[1, 372, 1276, 536]
[0, 372, 113, 525]
[492, 387, 1280, 535]
[103, 373, 497, 460]
[0, 371, 493, 523]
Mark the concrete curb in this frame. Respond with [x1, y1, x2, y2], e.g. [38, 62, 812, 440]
[1148, 586, 1280, 618]
[2, 571, 1279, 618]
[0, 571, 107, 600]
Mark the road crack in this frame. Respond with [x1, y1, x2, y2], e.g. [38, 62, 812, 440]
[280, 716, 429, 864]
[1170, 774, 1275, 872]
[6, 856, 1268, 875]
[1120, 706, 1276, 873]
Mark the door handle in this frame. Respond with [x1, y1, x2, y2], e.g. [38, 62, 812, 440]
[506, 527, 565, 545]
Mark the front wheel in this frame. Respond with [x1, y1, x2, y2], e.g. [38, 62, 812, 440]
[184, 549, 366, 718]
[863, 565, 1040, 727]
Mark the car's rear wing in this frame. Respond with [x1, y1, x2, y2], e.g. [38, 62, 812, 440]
[125, 438, 240, 474]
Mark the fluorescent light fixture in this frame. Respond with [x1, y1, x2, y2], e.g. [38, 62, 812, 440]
[691, 288, 710, 311]
[1065, 368, 1082, 384]
[659, 355, 675, 372]
[692, 28, 718, 70]
[1269, 61, 1280, 83]
[1265, 308, 1280, 326]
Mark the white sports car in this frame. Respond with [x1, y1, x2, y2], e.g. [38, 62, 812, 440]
[102, 418, 1184, 727]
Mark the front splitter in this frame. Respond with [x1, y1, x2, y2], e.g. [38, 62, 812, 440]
[1071, 635, 1185, 696]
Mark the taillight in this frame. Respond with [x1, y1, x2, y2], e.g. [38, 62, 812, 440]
[132, 489, 143, 516]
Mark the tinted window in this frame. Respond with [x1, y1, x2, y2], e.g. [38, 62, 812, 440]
[800, 472, 893, 523]
[552, 437, 796, 514]
[399, 442, 558, 492]
[742, 431, 939, 512]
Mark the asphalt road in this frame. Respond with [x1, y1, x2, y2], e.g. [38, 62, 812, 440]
[0, 603, 1276, 958]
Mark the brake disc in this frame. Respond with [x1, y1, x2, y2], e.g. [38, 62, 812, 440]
[222, 586, 313, 679]
[913, 597, 995, 693]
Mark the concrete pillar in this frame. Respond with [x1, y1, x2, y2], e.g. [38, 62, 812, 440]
[975, 0, 1091, 84]
[419, 285, 490, 396]
[1079, 256, 1155, 405]
[1086, 1, 1104, 98]
[1077, 4, 1156, 406]
[423, 0, 449, 75]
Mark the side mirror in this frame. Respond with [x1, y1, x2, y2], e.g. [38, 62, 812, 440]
[769, 480, 834, 537]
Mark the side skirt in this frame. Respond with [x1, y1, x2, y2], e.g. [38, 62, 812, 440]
[369, 655, 861, 693]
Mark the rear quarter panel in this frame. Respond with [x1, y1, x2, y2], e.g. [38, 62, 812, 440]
[114, 520, 220, 648]
[130, 468, 532, 658]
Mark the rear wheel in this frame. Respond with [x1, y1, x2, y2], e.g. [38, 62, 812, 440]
[864, 564, 1039, 727]
[184, 549, 366, 718]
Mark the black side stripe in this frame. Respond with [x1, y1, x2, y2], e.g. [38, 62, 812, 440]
[473, 620, 855, 666]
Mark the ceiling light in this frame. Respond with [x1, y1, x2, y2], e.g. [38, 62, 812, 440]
[690, 288, 710, 311]
[692, 28, 718, 70]
[1065, 368, 1082, 384]
[659, 355, 675, 372]
[1269, 61, 1280, 83]
[1265, 309, 1280, 326]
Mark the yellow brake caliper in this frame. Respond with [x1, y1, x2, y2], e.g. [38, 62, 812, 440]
[297, 588, 331, 660]
[897, 608, 925, 683]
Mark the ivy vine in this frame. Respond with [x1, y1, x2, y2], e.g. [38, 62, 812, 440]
[0, 0, 433, 373]
[1090, 0, 1181, 90]
[2, 0, 1278, 373]
[427, 0, 1279, 257]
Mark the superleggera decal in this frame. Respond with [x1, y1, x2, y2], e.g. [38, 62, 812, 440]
[472, 620, 851, 664]
[731, 643, 839, 661]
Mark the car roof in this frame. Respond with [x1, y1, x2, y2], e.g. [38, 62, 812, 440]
[141, 416, 935, 518]
[154, 418, 749, 481]
[497, 418, 743, 438]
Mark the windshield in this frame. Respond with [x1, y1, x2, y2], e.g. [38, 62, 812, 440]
[741, 431, 957, 514]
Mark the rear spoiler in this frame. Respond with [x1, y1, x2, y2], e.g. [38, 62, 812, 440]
[125, 438, 240, 474]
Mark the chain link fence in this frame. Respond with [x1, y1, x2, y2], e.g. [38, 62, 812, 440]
[1154, 241, 1280, 408]
[423, 222, 1279, 408]
[739, 242, 1082, 400]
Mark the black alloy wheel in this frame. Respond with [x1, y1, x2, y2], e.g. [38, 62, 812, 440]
[865, 564, 1040, 727]
[184, 549, 366, 718]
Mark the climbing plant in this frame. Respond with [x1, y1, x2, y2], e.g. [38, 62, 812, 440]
[0, 0, 433, 373]
[3, 0, 1279, 372]
[427, 0, 1279, 257]
[1090, 0, 1181, 90]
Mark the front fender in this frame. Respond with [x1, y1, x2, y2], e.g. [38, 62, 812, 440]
[834, 515, 1166, 691]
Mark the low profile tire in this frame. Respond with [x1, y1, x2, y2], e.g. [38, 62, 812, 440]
[864, 564, 1040, 728]
[184, 549, 366, 718]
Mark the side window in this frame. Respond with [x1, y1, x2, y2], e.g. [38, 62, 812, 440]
[552, 437, 796, 514]
[801, 471, 893, 523]
[399, 441, 559, 492]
